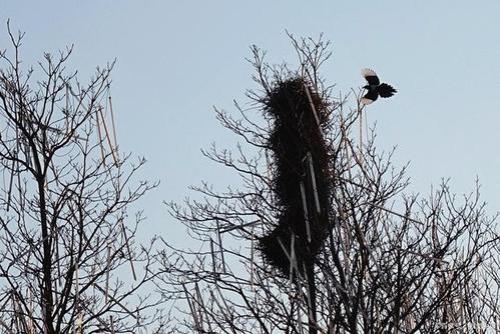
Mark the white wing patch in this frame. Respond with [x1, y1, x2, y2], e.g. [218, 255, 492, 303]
[361, 68, 377, 78]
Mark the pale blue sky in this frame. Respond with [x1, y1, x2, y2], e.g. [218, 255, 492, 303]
[2, 1, 500, 240]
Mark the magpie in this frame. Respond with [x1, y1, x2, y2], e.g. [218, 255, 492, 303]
[361, 68, 397, 105]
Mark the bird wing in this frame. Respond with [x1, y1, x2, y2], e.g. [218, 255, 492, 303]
[378, 83, 397, 98]
[361, 90, 378, 105]
[361, 68, 380, 85]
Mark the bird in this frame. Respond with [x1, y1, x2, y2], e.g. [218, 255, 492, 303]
[361, 68, 397, 105]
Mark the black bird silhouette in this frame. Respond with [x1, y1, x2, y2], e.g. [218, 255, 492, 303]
[361, 68, 397, 105]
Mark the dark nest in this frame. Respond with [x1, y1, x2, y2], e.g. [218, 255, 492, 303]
[258, 77, 333, 278]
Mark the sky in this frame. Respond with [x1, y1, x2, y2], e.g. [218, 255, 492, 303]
[2, 1, 500, 243]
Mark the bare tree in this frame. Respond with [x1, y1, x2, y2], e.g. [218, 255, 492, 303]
[0, 23, 170, 333]
[160, 34, 500, 333]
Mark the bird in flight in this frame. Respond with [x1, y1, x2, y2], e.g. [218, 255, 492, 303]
[361, 68, 397, 105]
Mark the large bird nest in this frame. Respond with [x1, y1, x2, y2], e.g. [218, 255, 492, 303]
[258, 77, 334, 278]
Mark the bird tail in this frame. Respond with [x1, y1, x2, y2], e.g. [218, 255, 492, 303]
[378, 83, 397, 98]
